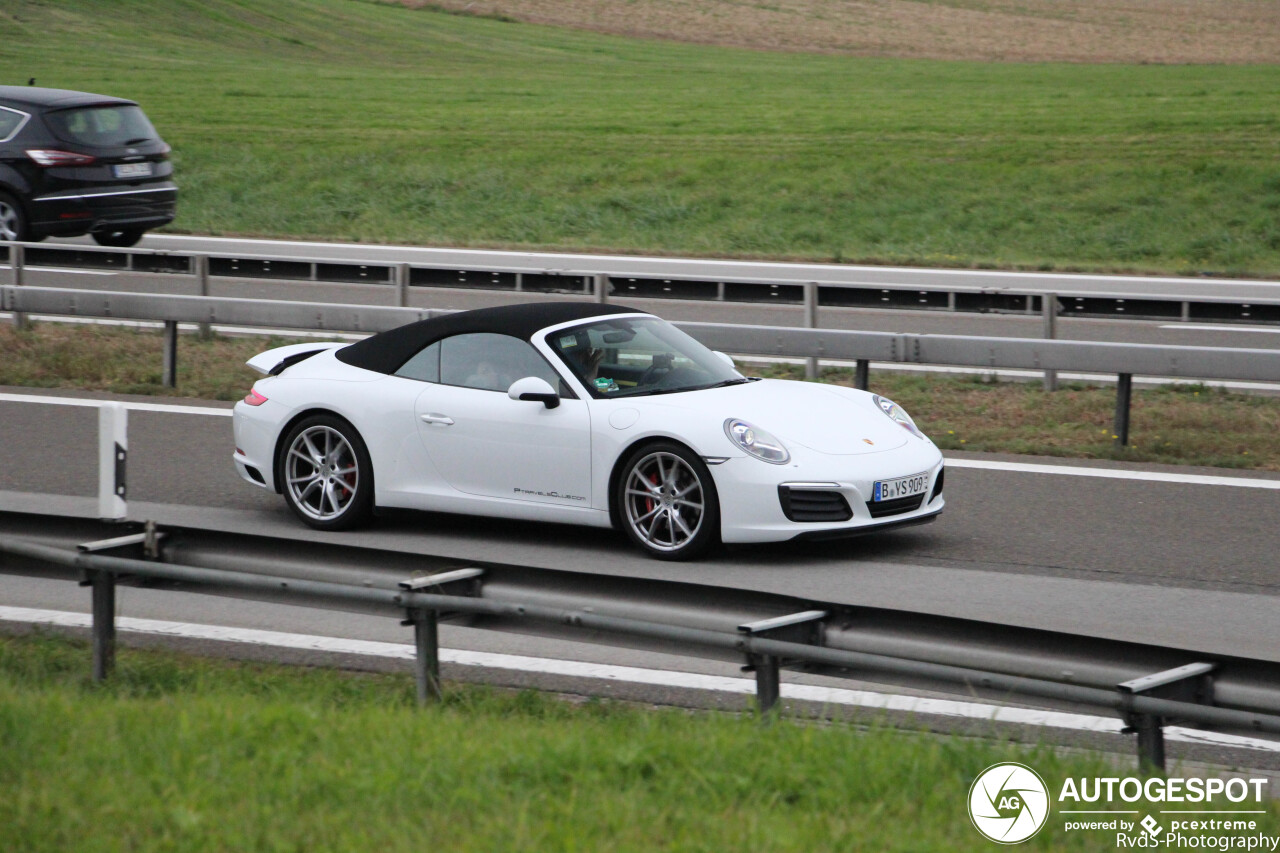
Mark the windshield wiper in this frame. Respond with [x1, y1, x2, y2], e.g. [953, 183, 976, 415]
[613, 378, 749, 398]
[635, 386, 696, 396]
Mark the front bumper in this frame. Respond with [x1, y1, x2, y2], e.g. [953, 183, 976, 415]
[713, 441, 946, 544]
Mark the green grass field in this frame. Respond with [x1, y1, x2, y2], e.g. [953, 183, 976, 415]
[2, 0, 1279, 275]
[2, 632, 1275, 852]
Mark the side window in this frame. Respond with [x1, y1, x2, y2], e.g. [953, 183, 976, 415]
[0, 108, 28, 143]
[439, 333, 561, 393]
[394, 341, 440, 383]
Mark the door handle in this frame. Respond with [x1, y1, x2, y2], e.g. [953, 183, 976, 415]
[420, 413, 454, 426]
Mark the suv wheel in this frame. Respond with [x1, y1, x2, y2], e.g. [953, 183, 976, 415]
[92, 228, 145, 248]
[0, 194, 30, 242]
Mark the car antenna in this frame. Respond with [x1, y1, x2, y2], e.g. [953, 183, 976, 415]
[28, 78, 36, 86]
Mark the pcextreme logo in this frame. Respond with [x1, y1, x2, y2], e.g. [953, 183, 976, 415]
[968, 762, 1052, 844]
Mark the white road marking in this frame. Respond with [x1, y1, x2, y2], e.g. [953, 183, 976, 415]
[0, 391, 233, 417]
[2, 391, 1277, 489]
[1162, 324, 1280, 335]
[946, 459, 1280, 490]
[2, 606, 1276, 753]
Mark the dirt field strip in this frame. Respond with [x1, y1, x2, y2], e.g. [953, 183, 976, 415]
[404, 0, 1280, 64]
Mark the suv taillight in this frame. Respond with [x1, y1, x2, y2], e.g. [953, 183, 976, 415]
[26, 149, 98, 167]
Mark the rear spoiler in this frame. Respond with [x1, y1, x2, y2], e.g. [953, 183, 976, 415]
[246, 342, 348, 376]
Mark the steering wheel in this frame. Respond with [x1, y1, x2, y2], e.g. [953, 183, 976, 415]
[637, 352, 675, 387]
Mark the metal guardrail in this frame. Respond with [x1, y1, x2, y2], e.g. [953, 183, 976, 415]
[2, 521, 1279, 773]
[5, 239, 1280, 323]
[4, 284, 1280, 445]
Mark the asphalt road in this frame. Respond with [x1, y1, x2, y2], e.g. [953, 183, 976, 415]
[2, 389, 1278, 658]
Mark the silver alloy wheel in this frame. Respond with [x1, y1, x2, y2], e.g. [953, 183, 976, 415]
[0, 200, 20, 242]
[284, 425, 360, 522]
[623, 451, 705, 553]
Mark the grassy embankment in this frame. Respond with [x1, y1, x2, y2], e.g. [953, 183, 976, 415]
[2, 632, 1276, 852]
[3, 322, 1278, 470]
[1, 0, 1278, 275]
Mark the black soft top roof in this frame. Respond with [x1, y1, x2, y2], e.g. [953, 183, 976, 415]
[0, 86, 135, 110]
[336, 302, 648, 375]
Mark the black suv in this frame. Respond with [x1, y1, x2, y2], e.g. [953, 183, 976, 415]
[0, 86, 176, 247]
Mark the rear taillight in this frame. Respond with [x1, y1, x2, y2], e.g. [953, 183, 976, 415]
[25, 149, 98, 167]
[157, 143, 171, 160]
[243, 388, 269, 407]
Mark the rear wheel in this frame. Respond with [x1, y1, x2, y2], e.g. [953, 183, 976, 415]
[92, 228, 145, 248]
[0, 193, 30, 242]
[279, 414, 374, 531]
[615, 441, 720, 561]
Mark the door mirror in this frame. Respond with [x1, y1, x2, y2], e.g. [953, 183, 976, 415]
[713, 350, 735, 368]
[507, 376, 560, 409]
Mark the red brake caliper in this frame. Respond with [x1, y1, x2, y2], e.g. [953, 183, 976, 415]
[645, 470, 659, 515]
[340, 450, 355, 497]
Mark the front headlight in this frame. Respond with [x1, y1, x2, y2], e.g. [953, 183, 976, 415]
[873, 395, 925, 439]
[724, 418, 790, 464]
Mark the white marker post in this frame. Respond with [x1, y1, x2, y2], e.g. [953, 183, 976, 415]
[98, 403, 127, 521]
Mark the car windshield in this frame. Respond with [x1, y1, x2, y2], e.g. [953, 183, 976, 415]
[546, 316, 743, 398]
[44, 104, 159, 147]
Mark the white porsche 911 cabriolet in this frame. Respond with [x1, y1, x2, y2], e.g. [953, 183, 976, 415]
[232, 303, 944, 560]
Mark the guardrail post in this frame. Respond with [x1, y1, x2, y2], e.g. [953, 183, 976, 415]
[1131, 714, 1165, 772]
[399, 568, 486, 706]
[1042, 293, 1058, 392]
[803, 283, 819, 380]
[396, 263, 411, 308]
[195, 254, 212, 339]
[98, 403, 127, 522]
[751, 653, 781, 714]
[77, 569, 117, 682]
[1117, 662, 1216, 773]
[1114, 373, 1133, 446]
[409, 608, 441, 704]
[11, 243, 26, 330]
[594, 273, 609, 304]
[162, 321, 178, 388]
[738, 610, 826, 717]
[855, 359, 870, 391]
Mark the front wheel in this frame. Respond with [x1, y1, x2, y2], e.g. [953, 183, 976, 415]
[92, 228, 145, 247]
[615, 441, 720, 561]
[278, 414, 374, 531]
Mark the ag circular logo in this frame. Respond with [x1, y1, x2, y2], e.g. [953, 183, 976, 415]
[968, 762, 1051, 844]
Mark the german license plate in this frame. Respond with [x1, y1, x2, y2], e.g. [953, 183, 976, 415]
[113, 162, 153, 178]
[873, 472, 929, 502]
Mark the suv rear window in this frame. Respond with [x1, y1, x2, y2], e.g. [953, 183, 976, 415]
[43, 104, 158, 147]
